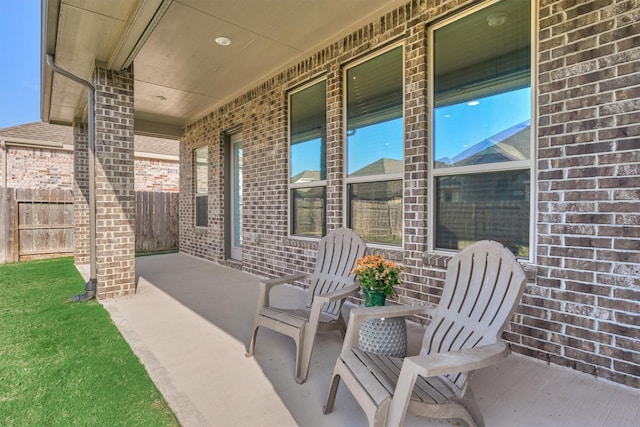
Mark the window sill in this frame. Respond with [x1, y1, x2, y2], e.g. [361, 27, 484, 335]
[285, 236, 320, 249]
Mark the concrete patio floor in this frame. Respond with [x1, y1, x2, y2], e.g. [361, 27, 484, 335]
[84, 253, 639, 426]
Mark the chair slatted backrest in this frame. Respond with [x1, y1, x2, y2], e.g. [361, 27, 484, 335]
[305, 228, 367, 317]
[420, 241, 527, 387]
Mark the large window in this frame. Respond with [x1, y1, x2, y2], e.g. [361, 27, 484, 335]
[430, 0, 532, 257]
[289, 80, 326, 237]
[194, 146, 208, 227]
[345, 46, 404, 246]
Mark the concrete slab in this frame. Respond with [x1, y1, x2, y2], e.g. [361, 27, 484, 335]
[88, 253, 639, 427]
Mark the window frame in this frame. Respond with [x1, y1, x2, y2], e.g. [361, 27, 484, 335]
[194, 145, 208, 228]
[427, 0, 537, 261]
[343, 43, 405, 248]
[288, 78, 328, 240]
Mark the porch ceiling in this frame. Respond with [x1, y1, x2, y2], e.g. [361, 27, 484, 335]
[42, 0, 407, 138]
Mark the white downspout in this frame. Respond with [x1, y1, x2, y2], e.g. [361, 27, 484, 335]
[45, 54, 97, 299]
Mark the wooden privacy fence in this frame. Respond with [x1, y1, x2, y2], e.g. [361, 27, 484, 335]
[0, 188, 179, 264]
[135, 191, 179, 254]
[0, 188, 74, 263]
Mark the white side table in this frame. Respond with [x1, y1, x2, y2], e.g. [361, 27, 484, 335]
[359, 315, 407, 358]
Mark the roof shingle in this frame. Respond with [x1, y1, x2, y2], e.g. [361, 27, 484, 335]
[0, 121, 179, 157]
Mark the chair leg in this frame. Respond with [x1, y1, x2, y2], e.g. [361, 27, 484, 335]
[323, 371, 341, 414]
[245, 324, 259, 358]
[456, 387, 485, 427]
[337, 313, 348, 337]
[294, 329, 308, 384]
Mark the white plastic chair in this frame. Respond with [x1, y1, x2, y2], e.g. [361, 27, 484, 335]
[246, 228, 367, 383]
[324, 240, 527, 426]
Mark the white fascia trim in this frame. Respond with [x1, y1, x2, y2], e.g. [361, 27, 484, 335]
[134, 152, 179, 161]
[2, 138, 71, 151]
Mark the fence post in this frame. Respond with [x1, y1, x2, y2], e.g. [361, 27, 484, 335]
[0, 188, 6, 263]
[0, 188, 17, 263]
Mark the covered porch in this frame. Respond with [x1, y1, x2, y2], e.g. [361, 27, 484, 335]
[80, 253, 639, 426]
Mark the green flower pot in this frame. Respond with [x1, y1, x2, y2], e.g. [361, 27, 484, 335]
[363, 288, 386, 307]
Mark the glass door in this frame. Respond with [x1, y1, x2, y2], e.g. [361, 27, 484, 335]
[230, 133, 243, 260]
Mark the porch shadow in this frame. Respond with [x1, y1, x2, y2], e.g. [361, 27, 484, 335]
[95, 252, 639, 427]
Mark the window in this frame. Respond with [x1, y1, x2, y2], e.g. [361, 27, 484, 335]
[430, 0, 532, 257]
[345, 46, 404, 246]
[194, 146, 208, 227]
[289, 80, 326, 237]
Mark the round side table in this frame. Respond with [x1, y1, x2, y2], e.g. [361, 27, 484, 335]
[358, 316, 407, 358]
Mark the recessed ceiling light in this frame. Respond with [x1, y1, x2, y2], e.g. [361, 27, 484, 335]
[468, 101, 480, 106]
[215, 36, 232, 46]
[487, 13, 507, 27]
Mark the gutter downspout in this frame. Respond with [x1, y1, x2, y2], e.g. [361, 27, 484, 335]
[45, 54, 97, 301]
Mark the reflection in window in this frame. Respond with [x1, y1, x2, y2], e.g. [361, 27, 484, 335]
[289, 80, 326, 237]
[431, 0, 532, 256]
[233, 142, 242, 248]
[348, 181, 403, 245]
[346, 46, 403, 245]
[434, 89, 531, 168]
[291, 187, 326, 237]
[347, 118, 403, 176]
[194, 146, 208, 227]
[436, 170, 530, 256]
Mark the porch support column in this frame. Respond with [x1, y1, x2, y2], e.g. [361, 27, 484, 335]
[93, 66, 136, 299]
[72, 122, 90, 265]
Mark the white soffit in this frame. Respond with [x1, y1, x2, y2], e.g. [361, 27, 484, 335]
[44, 0, 408, 137]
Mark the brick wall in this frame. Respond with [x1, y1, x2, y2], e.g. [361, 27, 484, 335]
[73, 123, 90, 265]
[0, 144, 178, 192]
[520, 0, 640, 388]
[133, 158, 179, 192]
[93, 67, 136, 299]
[179, 0, 639, 389]
[4, 146, 74, 189]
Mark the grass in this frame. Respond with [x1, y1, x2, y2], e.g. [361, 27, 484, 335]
[0, 257, 179, 427]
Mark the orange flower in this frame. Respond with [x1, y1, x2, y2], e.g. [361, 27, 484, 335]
[352, 254, 403, 296]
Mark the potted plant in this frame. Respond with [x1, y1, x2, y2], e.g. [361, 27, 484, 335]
[352, 254, 403, 307]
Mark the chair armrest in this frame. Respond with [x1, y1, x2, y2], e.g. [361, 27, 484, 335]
[404, 341, 509, 378]
[342, 305, 433, 352]
[261, 272, 308, 288]
[306, 285, 361, 342]
[314, 284, 360, 305]
[386, 341, 509, 425]
[256, 272, 308, 310]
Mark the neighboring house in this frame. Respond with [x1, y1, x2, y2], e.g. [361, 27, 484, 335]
[41, 0, 639, 390]
[0, 122, 180, 264]
[0, 122, 179, 191]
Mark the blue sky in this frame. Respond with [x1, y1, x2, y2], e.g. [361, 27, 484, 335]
[0, 0, 41, 128]
[0, 0, 529, 161]
[435, 87, 531, 161]
[292, 88, 530, 176]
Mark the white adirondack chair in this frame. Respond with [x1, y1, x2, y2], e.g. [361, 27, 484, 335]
[246, 228, 367, 383]
[324, 240, 527, 427]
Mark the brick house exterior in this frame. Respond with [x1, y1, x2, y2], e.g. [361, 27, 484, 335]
[0, 121, 179, 191]
[176, 0, 639, 390]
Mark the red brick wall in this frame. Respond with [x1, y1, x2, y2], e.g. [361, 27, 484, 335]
[1, 144, 178, 193]
[4, 146, 74, 189]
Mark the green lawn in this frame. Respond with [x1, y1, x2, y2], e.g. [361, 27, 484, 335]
[0, 257, 179, 427]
